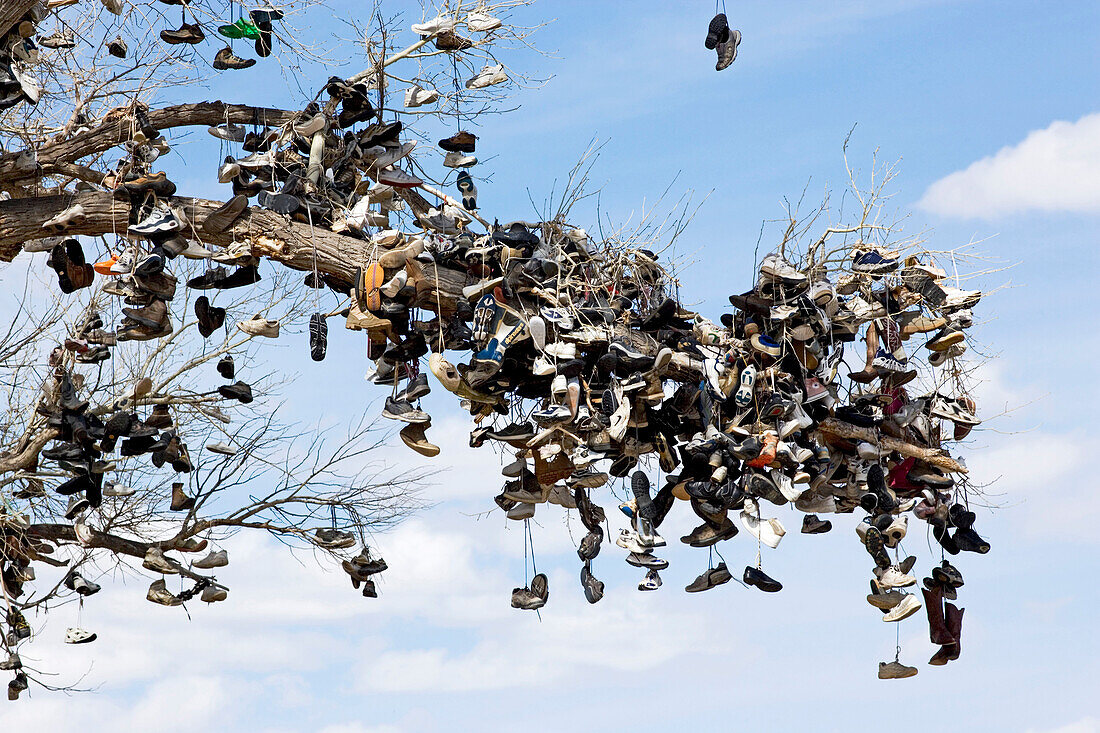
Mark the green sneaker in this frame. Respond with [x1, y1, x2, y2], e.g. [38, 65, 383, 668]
[218, 18, 260, 40]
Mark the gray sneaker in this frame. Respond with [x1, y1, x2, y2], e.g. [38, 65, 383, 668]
[193, 550, 229, 569]
[580, 563, 604, 604]
[201, 585, 229, 603]
[878, 660, 918, 679]
[716, 29, 741, 71]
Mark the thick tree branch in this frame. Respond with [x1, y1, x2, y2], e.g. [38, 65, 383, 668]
[0, 102, 297, 184]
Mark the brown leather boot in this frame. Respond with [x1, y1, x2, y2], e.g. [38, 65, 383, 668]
[848, 320, 879, 383]
[922, 585, 954, 645]
[928, 601, 964, 665]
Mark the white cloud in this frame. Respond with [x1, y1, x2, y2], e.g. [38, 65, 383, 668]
[918, 111, 1100, 218]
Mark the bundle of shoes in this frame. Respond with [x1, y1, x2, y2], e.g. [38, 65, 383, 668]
[0, 2, 46, 112]
[346, 222, 987, 680]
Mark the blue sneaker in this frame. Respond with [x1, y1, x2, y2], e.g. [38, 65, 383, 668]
[852, 249, 899, 274]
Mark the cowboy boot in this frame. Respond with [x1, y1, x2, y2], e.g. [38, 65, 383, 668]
[922, 585, 954, 646]
[849, 320, 878, 383]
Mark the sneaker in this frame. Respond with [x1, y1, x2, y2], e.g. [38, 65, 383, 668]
[685, 563, 732, 592]
[875, 564, 917, 589]
[878, 660, 918, 679]
[193, 550, 228, 569]
[510, 572, 547, 610]
[466, 63, 508, 89]
[404, 84, 439, 107]
[65, 627, 97, 644]
[313, 528, 356, 549]
[201, 585, 229, 602]
[466, 9, 502, 32]
[882, 593, 922, 622]
[626, 551, 669, 570]
[382, 397, 430, 423]
[580, 564, 604, 603]
[638, 569, 662, 591]
[715, 28, 740, 71]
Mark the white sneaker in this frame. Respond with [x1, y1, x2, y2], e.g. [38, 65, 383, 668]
[739, 499, 786, 549]
[65, 627, 97, 644]
[876, 565, 917, 589]
[404, 85, 439, 108]
[532, 356, 556, 376]
[364, 141, 417, 169]
[411, 15, 455, 35]
[882, 593, 922, 622]
[615, 528, 648, 554]
[377, 167, 423, 188]
[466, 63, 508, 89]
[770, 469, 804, 502]
[103, 481, 134, 497]
[443, 151, 477, 168]
[759, 252, 807, 284]
[237, 314, 280, 338]
[544, 342, 576, 359]
[466, 8, 502, 32]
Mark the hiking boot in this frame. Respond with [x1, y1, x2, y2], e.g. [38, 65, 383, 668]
[399, 422, 439, 457]
[438, 130, 477, 153]
[146, 578, 183, 606]
[170, 482, 195, 511]
[801, 514, 832, 534]
[143, 547, 180, 574]
[212, 46, 256, 70]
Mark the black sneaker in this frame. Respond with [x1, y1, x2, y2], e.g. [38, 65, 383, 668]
[187, 266, 229, 290]
[215, 265, 261, 289]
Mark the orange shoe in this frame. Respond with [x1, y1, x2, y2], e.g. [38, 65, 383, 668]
[747, 432, 778, 468]
[362, 262, 385, 311]
[93, 255, 118, 275]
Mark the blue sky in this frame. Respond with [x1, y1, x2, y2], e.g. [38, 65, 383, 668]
[6, 1, 1100, 731]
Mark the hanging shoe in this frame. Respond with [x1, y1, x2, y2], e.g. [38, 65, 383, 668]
[212, 46, 256, 70]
